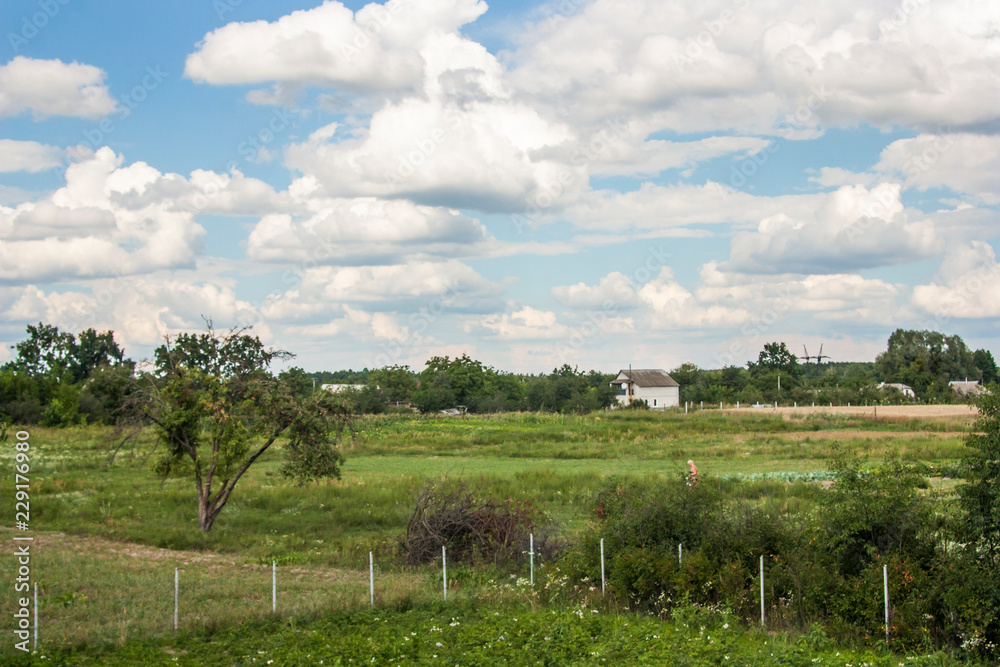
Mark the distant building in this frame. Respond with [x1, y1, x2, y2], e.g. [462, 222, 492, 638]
[949, 380, 984, 398]
[611, 369, 680, 410]
[320, 383, 366, 393]
[879, 382, 915, 398]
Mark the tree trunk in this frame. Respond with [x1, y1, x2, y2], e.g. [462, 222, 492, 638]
[197, 483, 214, 531]
[195, 425, 287, 531]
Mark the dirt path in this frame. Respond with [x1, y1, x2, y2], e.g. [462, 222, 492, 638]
[741, 429, 968, 441]
[0, 526, 369, 582]
[723, 404, 978, 420]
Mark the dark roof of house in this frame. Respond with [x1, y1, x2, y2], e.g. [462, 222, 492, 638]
[613, 369, 679, 387]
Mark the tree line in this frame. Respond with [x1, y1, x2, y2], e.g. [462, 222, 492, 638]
[676, 332, 997, 407]
[2, 324, 997, 427]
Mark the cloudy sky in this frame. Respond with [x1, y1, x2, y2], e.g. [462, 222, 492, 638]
[1, 0, 998, 373]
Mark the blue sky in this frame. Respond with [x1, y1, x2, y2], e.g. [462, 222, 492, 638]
[1, 0, 998, 373]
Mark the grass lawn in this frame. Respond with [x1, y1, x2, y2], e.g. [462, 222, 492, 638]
[0, 408, 979, 661]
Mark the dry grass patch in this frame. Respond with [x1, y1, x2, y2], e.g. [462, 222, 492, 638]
[0, 527, 433, 655]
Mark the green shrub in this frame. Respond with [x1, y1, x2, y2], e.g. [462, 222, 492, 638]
[819, 457, 938, 577]
[41, 381, 84, 427]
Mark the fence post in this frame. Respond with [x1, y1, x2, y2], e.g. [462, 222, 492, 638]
[678, 543, 682, 564]
[33, 582, 38, 651]
[884, 565, 889, 643]
[760, 555, 765, 627]
[529, 533, 534, 585]
[174, 569, 178, 631]
[272, 561, 277, 614]
[370, 552, 375, 607]
[442, 546, 448, 601]
[600, 539, 605, 595]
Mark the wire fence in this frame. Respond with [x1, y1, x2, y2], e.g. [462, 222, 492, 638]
[26, 534, 894, 651]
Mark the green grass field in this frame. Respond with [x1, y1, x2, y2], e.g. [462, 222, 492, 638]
[0, 408, 980, 664]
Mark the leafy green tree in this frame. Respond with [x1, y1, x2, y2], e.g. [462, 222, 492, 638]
[40, 381, 83, 427]
[974, 349, 999, 385]
[0, 368, 45, 424]
[337, 385, 388, 414]
[413, 371, 456, 413]
[415, 355, 514, 412]
[369, 364, 417, 403]
[278, 366, 314, 399]
[79, 363, 136, 425]
[958, 388, 1000, 565]
[671, 362, 707, 403]
[425, 355, 490, 406]
[9, 323, 75, 377]
[153, 326, 274, 379]
[720, 365, 747, 397]
[69, 329, 126, 383]
[747, 342, 802, 401]
[749, 341, 802, 376]
[876, 329, 979, 401]
[8, 324, 125, 383]
[126, 326, 353, 531]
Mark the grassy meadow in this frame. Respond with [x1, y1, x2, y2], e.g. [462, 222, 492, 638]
[0, 407, 981, 664]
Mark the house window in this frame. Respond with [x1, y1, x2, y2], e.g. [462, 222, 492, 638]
[653, 399, 657, 406]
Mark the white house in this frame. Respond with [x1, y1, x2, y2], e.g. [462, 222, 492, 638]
[878, 382, 915, 398]
[320, 383, 366, 393]
[611, 369, 680, 410]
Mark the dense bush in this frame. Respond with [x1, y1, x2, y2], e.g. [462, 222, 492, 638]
[566, 456, 1000, 657]
[402, 481, 546, 567]
[818, 457, 939, 577]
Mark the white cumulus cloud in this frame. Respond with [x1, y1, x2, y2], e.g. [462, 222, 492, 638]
[0, 57, 116, 119]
